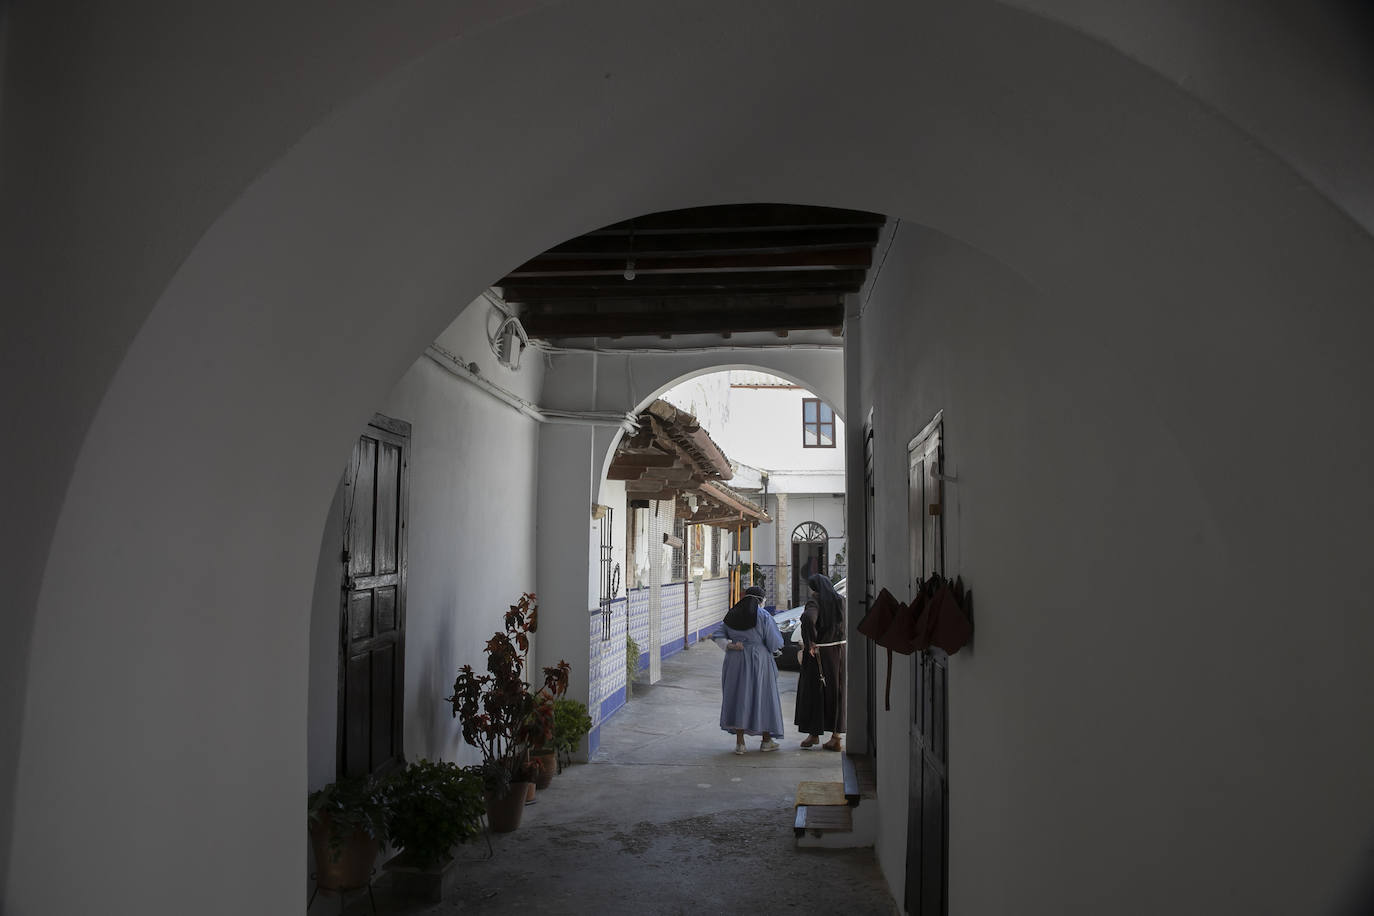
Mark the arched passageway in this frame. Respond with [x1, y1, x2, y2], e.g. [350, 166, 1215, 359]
[6, 3, 1374, 913]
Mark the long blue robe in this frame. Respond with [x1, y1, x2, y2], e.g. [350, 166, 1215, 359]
[712, 605, 786, 737]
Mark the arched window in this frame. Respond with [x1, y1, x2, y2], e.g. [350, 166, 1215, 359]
[790, 522, 829, 602]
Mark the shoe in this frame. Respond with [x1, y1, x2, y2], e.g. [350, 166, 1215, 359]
[760, 739, 780, 752]
[800, 735, 819, 748]
[822, 737, 842, 752]
[734, 746, 746, 755]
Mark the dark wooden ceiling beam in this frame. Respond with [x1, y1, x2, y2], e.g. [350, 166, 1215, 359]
[625, 479, 680, 495]
[608, 453, 677, 469]
[507, 247, 872, 278]
[593, 204, 885, 234]
[522, 304, 845, 338]
[523, 292, 842, 312]
[543, 227, 880, 258]
[500, 270, 866, 302]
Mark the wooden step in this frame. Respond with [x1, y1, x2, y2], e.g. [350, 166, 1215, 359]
[842, 752, 877, 806]
[794, 804, 853, 838]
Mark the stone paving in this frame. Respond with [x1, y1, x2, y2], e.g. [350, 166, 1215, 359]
[324, 643, 897, 915]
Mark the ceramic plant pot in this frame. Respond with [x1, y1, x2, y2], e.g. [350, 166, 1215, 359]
[530, 749, 556, 790]
[309, 816, 379, 892]
[485, 782, 532, 833]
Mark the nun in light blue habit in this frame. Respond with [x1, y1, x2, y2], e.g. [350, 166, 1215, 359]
[711, 585, 785, 754]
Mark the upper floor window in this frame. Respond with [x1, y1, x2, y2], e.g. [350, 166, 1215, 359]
[802, 398, 836, 448]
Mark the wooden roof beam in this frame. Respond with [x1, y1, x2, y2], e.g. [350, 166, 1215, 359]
[542, 227, 881, 258]
[499, 270, 866, 302]
[521, 304, 845, 338]
[593, 205, 885, 234]
[507, 248, 873, 278]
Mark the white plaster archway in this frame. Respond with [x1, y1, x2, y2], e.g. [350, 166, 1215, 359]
[7, 2, 1374, 912]
[585, 356, 847, 489]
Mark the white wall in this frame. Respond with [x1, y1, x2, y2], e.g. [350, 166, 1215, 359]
[7, 2, 1374, 913]
[596, 478, 628, 602]
[307, 299, 544, 788]
[659, 372, 732, 435]
[715, 385, 847, 481]
[750, 494, 848, 569]
[857, 222, 1374, 914]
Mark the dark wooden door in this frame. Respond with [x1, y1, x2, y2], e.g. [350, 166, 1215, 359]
[906, 413, 947, 915]
[790, 538, 827, 603]
[864, 415, 878, 760]
[338, 415, 410, 779]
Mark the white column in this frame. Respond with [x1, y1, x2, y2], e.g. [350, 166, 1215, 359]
[843, 298, 868, 752]
[774, 492, 789, 609]
[535, 422, 596, 745]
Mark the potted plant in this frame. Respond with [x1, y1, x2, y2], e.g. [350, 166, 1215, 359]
[551, 697, 593, 773]
[526, 694, 558, 790]
[306, 774, 389, 898]
[382, 759, 485, 902]
[445, 592, 569, 832]
[626, 632, 640, 698]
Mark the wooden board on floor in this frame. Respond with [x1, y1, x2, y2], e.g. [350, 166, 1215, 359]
[795, 781, 848, 807]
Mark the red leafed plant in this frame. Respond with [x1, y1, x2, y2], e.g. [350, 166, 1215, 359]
[445, 593, 570, 798]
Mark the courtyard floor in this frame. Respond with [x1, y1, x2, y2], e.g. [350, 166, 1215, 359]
[325, 642, 896, 915]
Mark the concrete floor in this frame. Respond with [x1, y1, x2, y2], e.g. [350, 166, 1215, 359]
[325, 644, 897, 915]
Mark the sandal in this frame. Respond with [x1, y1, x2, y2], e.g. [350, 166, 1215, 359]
[822, 737, 842, 752]
[800, 735, 819, 748]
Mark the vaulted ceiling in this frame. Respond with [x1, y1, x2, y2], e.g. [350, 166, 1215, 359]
[495, 204, 886, 342]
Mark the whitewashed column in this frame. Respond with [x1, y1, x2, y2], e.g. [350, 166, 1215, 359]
[774, 492, 789, 609]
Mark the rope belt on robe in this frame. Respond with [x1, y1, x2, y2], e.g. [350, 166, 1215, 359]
[810, 639, 846, 686]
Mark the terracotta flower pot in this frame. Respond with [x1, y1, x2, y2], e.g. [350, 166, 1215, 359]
[530, 749, 556, 790]
[309, 816, 379, 892]
[485, 782, 532, 833]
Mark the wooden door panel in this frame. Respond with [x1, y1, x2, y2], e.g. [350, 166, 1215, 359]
[338, 416, 409, 779]
[908, 456, 926, 595]
[348, 438, 377, 578]
[375, 586, 397, 634]
[375, 441, 401, 575]
[906, 737, 925, 911]
[916, 653, 927, 744]
[344, 653, 372, 777]
[349, 592, 374, 641]
[921, 753, 947, 915]
[907, 414, 947, 915]
[369, 645, 396, 768]
[931, 659, 946, 763]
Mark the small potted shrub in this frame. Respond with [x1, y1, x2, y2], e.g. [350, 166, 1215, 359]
[446, 593, 569, 832]
[626, 633, 640, 698]
[551, 698, 593, 772]
[306, 774, 389, 897]
[527, 695, 558, 790]
[382, 759, 485, 902]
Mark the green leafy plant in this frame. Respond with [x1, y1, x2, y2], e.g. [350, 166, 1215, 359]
[551, 698, 592, 756]
[445, 593, 570, 798]
[526, 693, 557, 751]
[307, 774, 389, 863]
[384, 759, 485, 869]
[626, 632, 641, 688]
[739, 562, 768, 589]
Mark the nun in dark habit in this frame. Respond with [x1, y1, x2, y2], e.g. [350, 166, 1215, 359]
[711, 585, 785, 754]
[796, 572, 846, 751]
